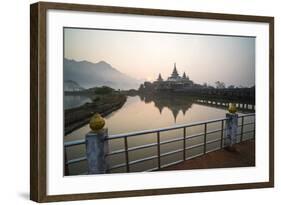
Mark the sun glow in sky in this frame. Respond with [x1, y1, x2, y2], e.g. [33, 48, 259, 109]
[64, 28, 255, 87]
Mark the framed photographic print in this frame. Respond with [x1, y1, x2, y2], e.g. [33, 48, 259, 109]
[30, 1, 274, 202]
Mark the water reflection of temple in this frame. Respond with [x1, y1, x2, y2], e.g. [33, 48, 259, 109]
[139, 94, 194, 122]
[138, 93, 255, 122]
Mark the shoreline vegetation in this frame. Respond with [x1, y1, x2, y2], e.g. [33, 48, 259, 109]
[64, 87, 126, 135]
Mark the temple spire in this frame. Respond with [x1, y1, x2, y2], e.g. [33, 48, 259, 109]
[157, 73, 163, 81]
[182, 72, 187, 79]
[171, 63, 179, 78]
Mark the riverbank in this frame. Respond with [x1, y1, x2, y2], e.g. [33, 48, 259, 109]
[64, 93, 127, 135]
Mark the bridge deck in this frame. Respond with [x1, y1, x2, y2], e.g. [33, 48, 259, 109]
[160, 139, 255, 171]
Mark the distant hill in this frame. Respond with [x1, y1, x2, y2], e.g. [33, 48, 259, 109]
[64, 80, 84, 92]
[64, 58, 141, 90]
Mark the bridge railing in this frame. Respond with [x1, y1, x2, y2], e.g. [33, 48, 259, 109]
[64, 113, 255, 174]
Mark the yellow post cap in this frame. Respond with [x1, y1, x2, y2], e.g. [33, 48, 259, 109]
[89, 113, 105, 131]
[228, 103, 237, 113]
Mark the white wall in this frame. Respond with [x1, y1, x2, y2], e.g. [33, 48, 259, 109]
[0, 0, 279, 204]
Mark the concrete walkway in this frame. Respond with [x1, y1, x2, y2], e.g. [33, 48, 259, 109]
[161, 139, 255, 171]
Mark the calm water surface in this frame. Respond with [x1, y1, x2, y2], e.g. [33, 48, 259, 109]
[64, 95, 92, 109]
[65, 95, 255, 175]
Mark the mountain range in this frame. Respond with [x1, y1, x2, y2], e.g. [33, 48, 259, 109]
[64, 58, 141, 90]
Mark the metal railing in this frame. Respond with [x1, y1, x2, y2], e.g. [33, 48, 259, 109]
[64, 113, 255, 174]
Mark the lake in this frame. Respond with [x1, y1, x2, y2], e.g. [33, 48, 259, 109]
[64, 95, 92, 109]
[65, 95, 255, 175]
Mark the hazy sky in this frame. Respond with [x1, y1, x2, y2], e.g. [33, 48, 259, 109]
[64, 28, 255, 87]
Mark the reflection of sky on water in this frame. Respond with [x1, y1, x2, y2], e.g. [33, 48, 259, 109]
[66, 96, 237, 140]
[64, 95, 92, 109]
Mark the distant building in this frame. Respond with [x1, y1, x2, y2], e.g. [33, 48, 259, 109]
[154, 63, 194, 91]
[167, 63, 181, 81]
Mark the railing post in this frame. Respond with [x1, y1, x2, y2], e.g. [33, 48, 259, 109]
[224, 110, 238, 150]
[157, 131, 161, 169]
[203, 123, 207, 154]
[124, 136, 130, 172]
[85, 128, 108, 174]
[183, 127, 186, 160]
[220, 120, 224, 149]
[240, 116, 244, 142]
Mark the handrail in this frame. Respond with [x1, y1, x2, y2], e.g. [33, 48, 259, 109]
[64, 113, 255, 174]
[108, 113, 255, 140]
[64, 139, 85, 147]
[107, 132, 255, 171]
[64, 113, 255, 147]
[64, 129, 256, 170]
[107, 117, 226, 140]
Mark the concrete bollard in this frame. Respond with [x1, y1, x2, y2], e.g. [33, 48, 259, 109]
[85, 128, 108, 174]
[224, 113, 238, 148]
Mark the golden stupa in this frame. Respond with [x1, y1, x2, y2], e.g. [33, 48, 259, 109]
[89, 113, 105, 131]
[228, 103, 237, 114]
